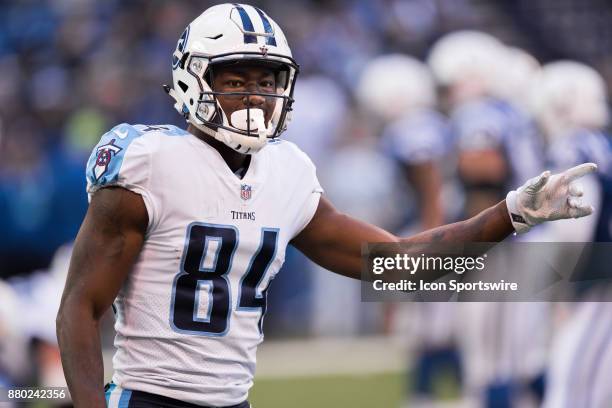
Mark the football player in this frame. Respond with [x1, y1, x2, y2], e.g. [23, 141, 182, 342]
[356, 53, 449, 231]
[0, 280, 26, 396]
[530, 61, 612, 408]
[56, 4, 597, 407]
[357, 54, 462, 406]
[428, 31, 551, 407]
[428, 31, 545, 217]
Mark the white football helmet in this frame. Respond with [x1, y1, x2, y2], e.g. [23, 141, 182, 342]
[529, 61, 609, 139]
[356, 54, 436, 121]
[491, 47, 540, 109]
[427, 30, 507, 103]
[166, 3, 298, 154]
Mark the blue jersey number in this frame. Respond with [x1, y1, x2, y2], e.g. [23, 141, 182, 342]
[170, 224, 278, 336]
[238, 228, 279, 333]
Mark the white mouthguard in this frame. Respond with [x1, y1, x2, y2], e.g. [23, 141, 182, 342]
[230, 108, 266, 135]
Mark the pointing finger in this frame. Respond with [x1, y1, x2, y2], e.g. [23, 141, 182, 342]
[564, 163, 598, 182]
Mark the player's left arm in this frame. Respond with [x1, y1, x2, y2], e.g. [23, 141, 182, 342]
[292, 163, 597, 280]
[292, 196, 512, 280]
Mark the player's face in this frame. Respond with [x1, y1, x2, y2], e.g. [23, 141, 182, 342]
[211, 63, 278, 127]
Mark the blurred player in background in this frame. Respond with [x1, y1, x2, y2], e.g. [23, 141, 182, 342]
[428, 31, 551, 407]
[308, 70, 404, 337]
[356, 54, 448, 232]
[529, 60, 612, 408]
[56, 3, 597, 407]
[357, 54, 462, 406]
[428, 31, 545, 216]
[0, 281, 20, 408]
[0, 281, 25, 392]
[0, 245, 73, 407]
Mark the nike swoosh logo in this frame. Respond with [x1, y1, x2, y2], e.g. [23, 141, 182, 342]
[114, 129, 129, 139]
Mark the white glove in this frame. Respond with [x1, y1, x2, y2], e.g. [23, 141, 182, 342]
[506, 163, 597, 234]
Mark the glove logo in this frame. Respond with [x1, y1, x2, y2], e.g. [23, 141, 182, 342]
[511, 213, 527, 224]
[172, 25, 190, 70]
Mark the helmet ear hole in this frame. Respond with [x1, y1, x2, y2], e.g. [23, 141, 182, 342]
[178, 81, 189, 93]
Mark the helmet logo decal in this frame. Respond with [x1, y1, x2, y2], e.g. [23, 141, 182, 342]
[254, 7, 277, 46]
[259, 45, 268, 56]
[233, 4, 257, 44]
[172, 25, 190, 70]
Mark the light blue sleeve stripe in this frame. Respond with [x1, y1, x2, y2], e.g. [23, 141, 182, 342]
[118, 389, 132, 408]
[86, 123, 190, 191]
[105, 383, 116, 406]
[86, 123, 143, 188]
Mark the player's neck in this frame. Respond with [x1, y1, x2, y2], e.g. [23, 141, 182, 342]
[187, 124, 250, 174]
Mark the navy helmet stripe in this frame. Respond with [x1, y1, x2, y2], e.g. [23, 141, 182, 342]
[172, 25, 190, 70]
[233, 4, 257, 44]
[254, 7, 277, 46]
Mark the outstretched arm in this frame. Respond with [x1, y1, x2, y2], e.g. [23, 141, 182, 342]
[292, 163, 597, 280]
[292, 197, 512, 280]
[56, 188, 148, 407]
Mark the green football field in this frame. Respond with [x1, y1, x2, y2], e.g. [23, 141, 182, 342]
[250, 372, 404, 408]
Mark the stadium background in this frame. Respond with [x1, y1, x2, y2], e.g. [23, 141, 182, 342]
[0, 0, 610, 407]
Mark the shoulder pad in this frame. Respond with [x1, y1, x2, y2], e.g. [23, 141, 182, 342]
[86, 123, 147, 187]
[87, 124, 190, 188]
[132, 124, 190, 137]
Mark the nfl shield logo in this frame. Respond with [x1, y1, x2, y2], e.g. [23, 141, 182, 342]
[240, 184, 252, 201]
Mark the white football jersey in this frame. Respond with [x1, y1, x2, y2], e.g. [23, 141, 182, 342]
[86, 124, 322, 406]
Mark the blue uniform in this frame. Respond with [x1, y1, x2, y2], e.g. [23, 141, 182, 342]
[380, 109, 451, 226]
[452, 98, 548, 407]
[548, 130, 612, 242]
[452, 97, 544, 189]
[543, 130, 612, 408]
[380, 109, 450, 166]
